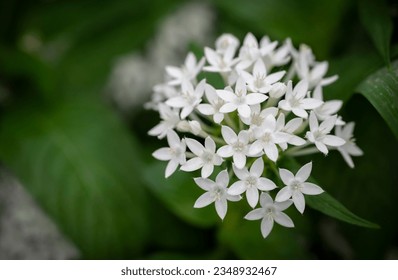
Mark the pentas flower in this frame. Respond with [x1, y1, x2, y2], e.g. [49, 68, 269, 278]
[245, 193, 294, 238]
[148, 32, 362, 239]
[275, 162, 323, 214]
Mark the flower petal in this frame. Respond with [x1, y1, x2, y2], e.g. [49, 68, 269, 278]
[250, 157, 264, 177]
[217, 145, 234, 158]
[246, 187, 259, 208]
[215, 199, 228, 220]
[263, 143, 279, 162]
[152, 148, 172, 161]
[194, 177, 214, 191]
[217, 89, 237, 102]
[257, 178, 277, 191]
[165, 160, 179, 178]
[221, 126, 238, 144]
[279, 168, 294, 185]
[228, 181, 246, 195]
[260, 217, 274, 238]
[249, 140, 264, 156]
[166, 96, 186, 108]
[181, 157, 203, 172]
[233, 165, 249, 180]
[296, 161, 312, 182]
[216, 169, 229, 188]
[238, 104, 251, 118]
[201, 163, 214, 178]
[197, 104, 214, 115]
[167, 130, 181, 149]
[205, 136, 216, 153]
[302, 182, 324, 195]
[246, 93, 268, 105]
[315, 141, 329, 155]
[275, 186, 292, 202]
[274, 211, 294, 228]
[292, 191, 305, 214]
[244, 208, 264, 220]
[220, 102, 238, 113]
[194, 192, 214, 208]
[323, 135, 345, 147]
[185, 138, 204, 156]
[301, 98, 323, 110]
[233, 152, 247, 169]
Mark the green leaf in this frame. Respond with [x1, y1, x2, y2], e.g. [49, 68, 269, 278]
[358, 0, 393, 65]
[143, 161, 219, 228]
[281, 158, 379, 229]
[0, 96, 149, 259]
[356, 59, 398, 139]
[306, 193, 379, 229]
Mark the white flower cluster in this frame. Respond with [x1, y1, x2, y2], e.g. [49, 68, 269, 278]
[148, 33, 363, 238]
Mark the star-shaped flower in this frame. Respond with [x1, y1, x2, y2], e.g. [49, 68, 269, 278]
[240, 59, 285, 94]
[166, 52, 205, 86]
[335, 122, 363, 168]
[305, 112, 345, 155]
[312, 85, 344, 125]
[228, 158, 277, 208]
[245, 192, 294, 238]
[152, 130, 186, 178]
[215, 33, 240, 55]
[217, 126, 250, 169]
[203, 46, 238, 73]
[166, 79, 205, 119]
[217, 76, 268, 118]
[197, 84, 226, 124]
[181, 136, 223, 178]
[249, 114, 291, 162]
[148, 104, 181, 139]
[275, 162, 324, 213]
[194, 170, 241, 220]
[278, 80, 323, 119]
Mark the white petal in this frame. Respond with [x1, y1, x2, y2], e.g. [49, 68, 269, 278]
[319, 115, 337, 133]
[309, 111, 319, 131]
[220, 102, 238, 113]
[217, 145, 234, 158]
[152, 148, 172, 161]
[302, 182, 324, 195]
[214, 113, 224, 124]
[215, 199, 228, 220]
[296, 162, 312, 182]
[165, 160, 179, 178]
[346, 143, 363, 156]
[274, 212, 294, 228]
[246, 93, 268, 105]
[292, 191, 305, 213]
[194, 192, 214, 208]
[238, 104, 251, 118]
[260, 217, 274, 238]
[259, 192, 273, 207]
[204, 47, 219, 66]
[246, 187, 259, 208]
[257, 178, 277, 191]
[294, 80, 308, 99]
[263, 143, 279, 162]
[167, 130, 181, 149]
[185, 138, 204, 156]
[205, 136, 216, 153]
[217, 89, 237, 102]
[275, 186, 293, 202]
[197, 104, 215, 115]
[201, 163, 214, 178]
[148, 123, 167, 137]
[315, 141, 329, 155]
[339, 149, 355, 168]
[250, 157, 264, 177]
[274, 200, 293, 211]
[323, 135, 345, 147]
[216, 169, 229, 187]
[301, 98, 323, 109]
[249, 141, 264, 156]
[278, 99, 291, 111]
[221, 126, 238, 144]
[235, 77, 247, 95]
[288, 135, 307, 146]
[292, 107, 308, 119]
[253, 59, 266, 76]
[181, 157, 203, 172]
[233, 152, 247, 169]
[311, 62, 328, 81]
[244, 208, 264, 220]
[166, 96, 186, 108]
[194, 177, 214, 191]
[165, 66, 182, 79]
[228, 181, 247, 195]
[279, 168, 294, 185]
[233, 164, 249, 180]
[266, 71, 285, 84]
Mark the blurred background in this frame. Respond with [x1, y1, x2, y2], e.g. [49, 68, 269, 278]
[0, 0, 397, 259]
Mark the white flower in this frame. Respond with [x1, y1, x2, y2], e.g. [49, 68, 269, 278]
[249, 114, 291, 162]
[306, 112, 345, 155]
[245, 192, 294, 238]
[217, 77, 268, 118]
[194, 170, 241, 220]
[236, 33, 277, 70]
[181, 136, 223, 178]
[166, 79, 205, 119]
[166, 52, 205, 86]
[197, 84, 226, 124]
[217, 126, 250, 169]
[312, 85, 344, 125]
[177, 120, 205, 136]
[203, 46, 238, 73]
[152, 130, 186, 178]
[148, 104, 181, 139]
[275, 113, 306, 150]
[240, 59, 285, 94]
[275, 162, 324, 213]
[261, 37, 291, 69]
[335, 122, 363, 168]
[215, 33, 240, 55]
[228, 158, 277, 208]
[241, 105, 278, 128]
[278, 80, 323, 118]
